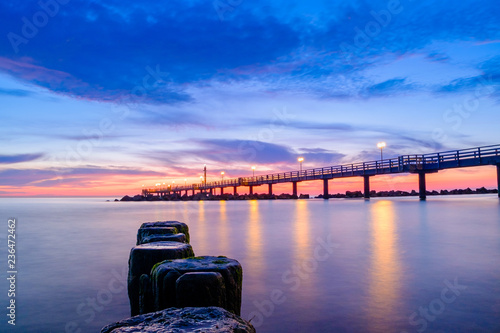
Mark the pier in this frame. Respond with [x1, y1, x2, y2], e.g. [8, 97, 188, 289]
[143, 144, 500, 200]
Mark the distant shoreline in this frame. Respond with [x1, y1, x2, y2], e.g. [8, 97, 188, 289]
[116, 187, 498, 201]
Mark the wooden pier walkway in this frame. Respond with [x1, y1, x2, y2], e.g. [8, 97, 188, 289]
[143, 144, 500, 200]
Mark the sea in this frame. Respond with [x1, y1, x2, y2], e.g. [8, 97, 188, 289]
[0, 195, 499, 333]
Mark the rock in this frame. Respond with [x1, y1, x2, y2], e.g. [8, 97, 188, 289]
[176, 272, 227, 309]
[476, 187, 488, 194]
[151, 256, 242, 315]
[128, 242, 194, 316]
[136, 227, 178, 245]
[299, 194, 309, 199]
[120, 195, 132, 201]
[140, 221, 190, 243]
[139, 233, 187, 245]
[132, 195, 144, 201]
[100, 307, 256, 333]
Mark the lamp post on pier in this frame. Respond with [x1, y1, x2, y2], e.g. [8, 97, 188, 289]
[377, 142, 386, 160]
[251, 166, 256, 177]
[298, 157, 304, 173]
[221, 171, 224, 182]
[203, 164, 207, 187]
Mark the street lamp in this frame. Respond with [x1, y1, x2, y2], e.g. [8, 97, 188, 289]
[298, 157, 304, 172]
[221, 171, 224, 182]
[377, 142, 386, 160]
[203, 164, 207, 187]
[184, 178, 187, 186]
[251, 166, 255, 177]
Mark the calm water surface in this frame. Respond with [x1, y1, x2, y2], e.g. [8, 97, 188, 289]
[1, 196, 499, 332]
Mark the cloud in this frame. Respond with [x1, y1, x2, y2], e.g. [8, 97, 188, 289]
[0, 153, 44, 164]
[143, 138, 298, 166]
[0, 166, 163, 186]
[0, 87, 33, 97]
[297, 148, 346, 166]
[365, 78, 412, 96]
[0, 0, 498, 103]
[132, 108, 211, 128]
[247, 119, 445, 150]
[436, 56, 500, 96]
[0, 0, 299, 103]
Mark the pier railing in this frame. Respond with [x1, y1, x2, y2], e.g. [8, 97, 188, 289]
[143, 144, 500, 194]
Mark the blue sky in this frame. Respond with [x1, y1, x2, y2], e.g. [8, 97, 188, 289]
[0, 0, 499, 195]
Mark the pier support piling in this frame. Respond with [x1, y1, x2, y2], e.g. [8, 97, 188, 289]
[364, 175, 370, 199]
[323, 179, 329, 199]
[497, 164, 500, 198]
[233, 186, 237, 195]
[419, 172, 426, 200]
[249, 186, 253, 195]
[220, 187, 224, 195]
[268, 184, 273, 196]
[292, 181, 298, 197]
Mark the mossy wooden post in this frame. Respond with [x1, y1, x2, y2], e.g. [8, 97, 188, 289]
[136, 227, 177, 245]
[128, 242, 194, 316]
[139, 221, 190, 243]
[150, 256, 243, 315]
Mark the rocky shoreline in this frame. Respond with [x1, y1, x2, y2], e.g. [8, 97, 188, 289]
[115, 187, 497, 202]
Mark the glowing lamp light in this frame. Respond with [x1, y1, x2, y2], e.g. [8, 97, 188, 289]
[377, 142, 386, 160]
[298, 157, 304, 172]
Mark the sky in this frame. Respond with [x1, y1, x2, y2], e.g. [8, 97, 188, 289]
[0, 0, 499, 196]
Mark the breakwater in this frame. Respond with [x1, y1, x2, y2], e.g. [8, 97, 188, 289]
[117, 186, 498, 202]
[101, 220, 255, 333]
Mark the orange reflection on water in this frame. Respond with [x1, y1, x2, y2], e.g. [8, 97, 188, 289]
[196, 200, 207, 254]
[292, 200, 317, 305]
[246, 200, 264, 291]
[294, 199, 310, 262]
[218, 200, 229, 254]
[368, 200, 402, 331]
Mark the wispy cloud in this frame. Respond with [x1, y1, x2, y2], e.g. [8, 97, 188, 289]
[0, 153, 44, 164]
[364, 78, 413, 96]
[0, 166, 163, 186]
[0, 87, 33, 97]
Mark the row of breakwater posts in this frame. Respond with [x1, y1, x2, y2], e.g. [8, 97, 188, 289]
[143, 144, 500, 200]
[100, 221, 256, 333]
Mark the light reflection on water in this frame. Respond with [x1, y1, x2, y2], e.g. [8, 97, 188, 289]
[246, 200, 265, 294]
[0, 195, 499, 332]
[368, 200, 403, 332]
